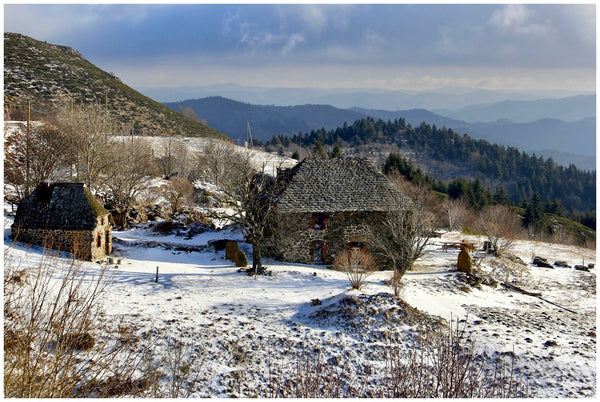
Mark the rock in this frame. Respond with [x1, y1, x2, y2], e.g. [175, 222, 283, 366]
[457, 247, 473, 274]
[481, 275, 499, 288]
[574, 265, 589, 272]
[457, 272, 483, 290]
[588, 263, 595, 269]
[543, 340, 558, 347]
[533, 256, 553, 268]
[311, 298, 322, 306]
[554, 260, 571, 268]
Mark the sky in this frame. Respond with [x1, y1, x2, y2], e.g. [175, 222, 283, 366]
[2, 3, 596, 93]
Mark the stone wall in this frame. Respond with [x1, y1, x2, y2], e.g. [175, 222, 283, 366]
[269, 211, 389, 265]
[12, 214, 112, 262]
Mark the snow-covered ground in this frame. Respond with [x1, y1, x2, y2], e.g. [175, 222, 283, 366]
[115, 135, 298, 176]
[3, 208, 596, 397]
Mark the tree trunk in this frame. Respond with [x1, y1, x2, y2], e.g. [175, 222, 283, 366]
[251, 242, 262, 271]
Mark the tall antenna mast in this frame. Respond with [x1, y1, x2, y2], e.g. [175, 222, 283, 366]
[246, 121, 254, 149]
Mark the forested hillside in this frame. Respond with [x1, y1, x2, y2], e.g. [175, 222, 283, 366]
[266, 117, 595, 214]
[165, 96, 594, 169]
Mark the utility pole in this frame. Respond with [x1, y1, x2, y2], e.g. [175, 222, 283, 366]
[26, 101, 31, 193]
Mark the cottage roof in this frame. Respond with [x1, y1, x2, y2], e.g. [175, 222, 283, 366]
[275, 157, 410, 213]
[13, 182, 109, 231]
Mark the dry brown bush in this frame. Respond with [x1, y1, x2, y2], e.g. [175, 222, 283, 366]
[476, 205, 524, 256]
[333, 249, 378, 290]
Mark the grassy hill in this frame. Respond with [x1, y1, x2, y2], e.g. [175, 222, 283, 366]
[3, 32, 228, 140]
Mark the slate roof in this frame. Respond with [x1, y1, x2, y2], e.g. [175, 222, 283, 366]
[275, 157, 410, 213]
[13, 182, 109, 231]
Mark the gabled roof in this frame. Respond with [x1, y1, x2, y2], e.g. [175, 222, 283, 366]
[275, 157, 410, 213]
[13, 182, 109, 230]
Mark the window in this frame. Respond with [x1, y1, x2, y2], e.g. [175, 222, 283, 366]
[96, 233, 102, 248]
[348, 241, 364, 251]
[311, 214, 328, 230]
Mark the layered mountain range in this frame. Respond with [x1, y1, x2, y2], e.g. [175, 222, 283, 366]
[3, 32, 595, 170]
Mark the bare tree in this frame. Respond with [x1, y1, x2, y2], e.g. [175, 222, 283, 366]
[157, 137, 190, 179]
[212, 146, 279, 274]
[54, 104, 120, 188]
[178, 106, 207, 125]
[369, 175, 440, 293]
[101, 138, 156, 228]
[4, 121, 69, 202]
[444, 198, 473, 232]
[199, 140, 236, 186]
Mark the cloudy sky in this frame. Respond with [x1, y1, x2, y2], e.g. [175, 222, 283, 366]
[3, 3, 596, 93]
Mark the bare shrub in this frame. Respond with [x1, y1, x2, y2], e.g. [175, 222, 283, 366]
[476, 205, 524, 256]
[163, 176, 195, 214]
[266, 349, 357, 397]
[377, 321, 531, 398]
[444, 198, 476, 232]
[333, 249, 377, 290]
[3, 246, 150, 398]
[266, 320, 532, 398]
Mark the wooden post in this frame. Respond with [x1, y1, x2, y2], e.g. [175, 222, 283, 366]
[26, 101, 31, 192]
[155, 266, 159, 283]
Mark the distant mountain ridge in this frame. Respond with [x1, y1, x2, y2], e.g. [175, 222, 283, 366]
[164, 96, 365, 142]
[166, 97, 595, 169]
[142, 82, 593, 117]
[435, 95, 595, 123]
[3, 32, 227, 140]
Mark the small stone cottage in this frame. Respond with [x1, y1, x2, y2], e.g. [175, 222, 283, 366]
[267, 157, 411, 265]
[11, 182, 112, 261]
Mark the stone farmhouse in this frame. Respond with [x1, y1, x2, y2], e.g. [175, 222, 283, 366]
[11, 182, 112, 261]
[266, 157, 411, 265]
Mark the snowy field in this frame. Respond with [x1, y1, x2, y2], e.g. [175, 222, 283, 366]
[3, 208, 596, 397]
[114, 135, 298, 176]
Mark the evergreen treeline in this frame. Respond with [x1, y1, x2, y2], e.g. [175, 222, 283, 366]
[265, 117, 595, 215]
[383, 153, 596, 231]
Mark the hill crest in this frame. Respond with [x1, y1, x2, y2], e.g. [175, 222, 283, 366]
[3, 32, 228, 140]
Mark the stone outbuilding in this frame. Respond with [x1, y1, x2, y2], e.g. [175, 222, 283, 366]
[267, 157, 411, 265]
[11, 182, 112, 261]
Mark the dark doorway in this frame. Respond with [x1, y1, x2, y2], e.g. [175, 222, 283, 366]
[311, 241, 324, 263]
